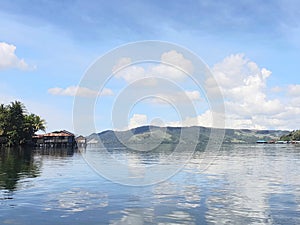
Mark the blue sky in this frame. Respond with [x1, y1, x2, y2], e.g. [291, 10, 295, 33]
[0, 0, 299, 134]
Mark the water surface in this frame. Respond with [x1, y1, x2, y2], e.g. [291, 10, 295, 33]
[0, 144, 299, 224]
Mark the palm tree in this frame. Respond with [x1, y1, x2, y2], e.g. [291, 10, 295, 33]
[0, 104, 7, 135]
[0, 101, 46, 146]
[6, 101, 26, 146]
[25, 114, 46, 133]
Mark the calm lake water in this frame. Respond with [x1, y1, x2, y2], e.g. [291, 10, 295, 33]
[0, 144, 300, 225]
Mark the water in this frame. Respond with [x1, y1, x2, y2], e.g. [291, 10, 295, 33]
[0, 144, 299, 224]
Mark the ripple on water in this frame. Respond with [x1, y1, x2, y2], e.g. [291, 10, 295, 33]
[0, 145, 299, 224]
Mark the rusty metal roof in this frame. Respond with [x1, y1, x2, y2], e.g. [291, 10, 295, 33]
[33, 130, 74, 138]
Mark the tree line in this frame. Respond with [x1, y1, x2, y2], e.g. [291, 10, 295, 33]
[280, 130, 300, 141]
[0, 101, 46, 146]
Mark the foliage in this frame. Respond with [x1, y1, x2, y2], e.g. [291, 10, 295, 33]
[91, 126, 289, 146]
[0, 101, 46, 146]
[280, 130, 300, 141]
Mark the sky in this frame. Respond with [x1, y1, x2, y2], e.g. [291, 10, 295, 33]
[0, 0, 300, 135]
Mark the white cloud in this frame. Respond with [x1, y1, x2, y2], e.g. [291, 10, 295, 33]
[211, 54, 271, 95]
[185, 90, 201, 101]
[288, 84, 300, 96]
[165, 54, 299, 130]
[48, 86, 113, 97]
[0, 42, 33, 70]
[271, 86, 283, 93]
[112, 57, 132, 74]
[166, 110, 210, 128]
[113, 53, 299, 130]
[129, 114, 148, 129]
[166, 109, 270, 130]
[160, 50, 194, 74]
[204, 53, 293, 129]
[150, 50, 194, 80]
[113, 50, 193, 83]
[150, 90, 201, 105]
[150, 64, 187, 81]
[166, 110, 225, 129]
[115, 64, 146, 83]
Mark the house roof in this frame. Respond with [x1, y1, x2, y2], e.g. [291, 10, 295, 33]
[33, 130, 74, 138]
[76, 135, 86, 140]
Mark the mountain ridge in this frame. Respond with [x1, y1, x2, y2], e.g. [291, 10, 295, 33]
[86, 126, 290, 147]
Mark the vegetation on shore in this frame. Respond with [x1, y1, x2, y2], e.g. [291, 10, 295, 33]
[0, 101, 46, 147]
[89, 126, 290, 147]
[280, 130, 300, 141]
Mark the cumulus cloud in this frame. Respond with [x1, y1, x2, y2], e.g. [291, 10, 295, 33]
[0, 42, 33, 70]
[128, 114, 148, 129]
[288, 84, 300, 96]
[114, 64, 146, 83]
[166, 110, 210, 128]
[166, 110, 225, 128]
[166, 109, 276, 130]
[166, 53, 300, 130]
[150, 64, 187, 81]
[161, 50, 194, 74]
[150, 90, 201, 105]
[271, 86, 283, 93]
[114, 52, 299, 130]
[287, 85, 300, 107]
[204, 53, 291, 129]
[112, 57, 132, 74]
[151, 50, 194, 80]
[48, 86, 113, 97]
[113, 50, 193, 83]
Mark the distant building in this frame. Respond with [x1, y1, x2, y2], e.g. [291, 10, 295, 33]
[276, 140, 288, 144]
[256, 140, 267, 144]
[33, 130, 75, 148]
[75, 135, 86, 148]
[87, 138, 99, 145]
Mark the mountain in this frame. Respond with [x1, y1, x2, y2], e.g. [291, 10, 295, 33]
[86, 126, 290, 148]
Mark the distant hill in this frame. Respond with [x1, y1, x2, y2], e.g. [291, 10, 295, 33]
[86, 126, 290, 148]
[279, 130, 300, 141]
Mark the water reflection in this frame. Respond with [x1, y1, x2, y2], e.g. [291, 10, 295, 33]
[0, 144, 299, 224]
[55, 188, 108, 212]
[111, 207, 154, 225]
[34, 147, 75, 157]
[0, 147, 75, 194]
[198, 144, 300, 224]
[0, 147, 40, 191]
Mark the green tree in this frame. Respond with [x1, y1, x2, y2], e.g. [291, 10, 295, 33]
[0, 104, 8, 136]
[25, 114, 46, 133]
[6, 101, 26, 145]
[292, 130, 300, 141]
[280, 130, 300, 141]
[23, 114, 46, 142]
[0, 101, 46, 146]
